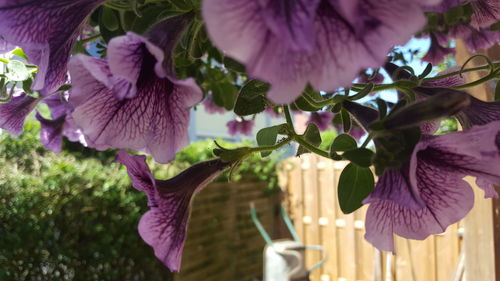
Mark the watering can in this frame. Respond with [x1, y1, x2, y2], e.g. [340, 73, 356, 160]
[250, 203, 327, 281]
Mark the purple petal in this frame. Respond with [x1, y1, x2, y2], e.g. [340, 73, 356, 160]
[258, 0, 320, 51]
[0, 35, 14, 54]
[470, 0, 500, 29]
[412, 122, 500, 198]
[422, 35, 455, 64]
[36, 112, 65, 153]
[107, 32, 166, 100]
[131, 158, 230, 271]
[116, 150, 157, 206]
[69, 35, 202, 163]
[202, 94, 226, 114]
[0, 0, 105, 94]
[365, 161, 473, 251]
[456, 96, 500, 128]
[0, 93, 40, 135]
[422, 67, 466, 88]
[226, 119, 254, 136]
[203, 0, 427, 104]
[463, 28, 500, 52]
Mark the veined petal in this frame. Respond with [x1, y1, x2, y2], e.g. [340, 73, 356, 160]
[204, 0, 426, 104]
[116, 150, 157, 206]
[365, 160, 473, 251]
[107, 32, 166, 100]
[257, 0, 320, 51]
[0, 0, 105, 94]
[412, 122, 500, 198]
[0, 35, 14, 54]
[122, 158, 230, 271]
[470, 0, 500, 29]
[456, 96, 500, 128]
[0, 93, 40, 135]
[69, 51, 202, 163]
[35, 112, 65, 153]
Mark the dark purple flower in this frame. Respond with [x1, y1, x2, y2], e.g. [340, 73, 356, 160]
[422, 67, 465, 88]
[348, 125, 366, 140]
[422, 34, 455, 64]
[456, 96, 500, 129]
[203, 0, 432, 104]
[226, 119, 254, 136]
[116, 150, 230, 271]
[202, 94, 226, 114]
[462, 28, 500, 52]
[307, 111, 333, 131]
[0, 0, 105, 94]
[68, 32, 203, 164]
[365, 121, 500, 251]
[0, 92, 40, 135]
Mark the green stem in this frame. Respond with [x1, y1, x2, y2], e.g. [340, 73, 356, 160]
[283, 105, 296, 134]
[422, 62, 500, 82]
[451, 69, 500, 90]
[248, 138, 292, 153]
[293, 135, 330, 158]
[360, 134, 373, 148]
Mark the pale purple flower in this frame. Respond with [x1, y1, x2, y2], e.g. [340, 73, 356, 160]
[0, 35, 14, 54]
[365, 121, 500, 251]
[0, 0, 105, 94]
[348, 125, 366, 141]
[68, 32, 203, 164]
[226, 119, 254, 136]
[35, 94, 81, 153]
[116, 150, 230, 271]
[0, 92, 40, 135]
[462, 28, 500, 52]
[203, 94, 226, 114]
[307, 111, 333, 131]
[203, 0, 434, 104]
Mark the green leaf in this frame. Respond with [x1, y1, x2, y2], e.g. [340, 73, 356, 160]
[331, 134, 357, 152]
[418, 63, 433, 79]
[256, 124, 286, 157]
[292, 87, 323, 111]
[223, 56, 245, 73]
[376, 98, 387, 119]
[11, 48, 28, 61]
[296, 123, 322, 156]
[234, 80, 269, 116]
[213, 82, 237, 110]
[342, 148, 374, 168]
[338, 163, 374, 214]
[6, 60, 30, 82]
[341, 108, 351, 133]
[495, 81, 500, 101]
[101, 6, 120, 31]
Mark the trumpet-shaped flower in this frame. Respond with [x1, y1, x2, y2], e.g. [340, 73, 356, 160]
[203, 0, 437, 104]
[68, 32, 202, 163]
[364, 122, 500, 251]
[0, 0, 105, 94]
[0, 92, 40, 135]
[116, 150, 230, 271]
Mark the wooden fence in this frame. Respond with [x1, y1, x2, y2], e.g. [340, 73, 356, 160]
[278, 154, 463, 281]
[174, 180, 285, 281]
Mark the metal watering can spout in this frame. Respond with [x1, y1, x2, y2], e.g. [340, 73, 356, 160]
[250, 203, 327, 281]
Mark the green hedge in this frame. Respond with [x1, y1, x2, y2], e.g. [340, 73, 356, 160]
[0, 121, 279, 281]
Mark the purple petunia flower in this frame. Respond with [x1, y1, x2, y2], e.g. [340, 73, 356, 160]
[0, 0, 105, 95]
[203, 0, 436, 104]
[202, 94, 226, 114]
[0, 35, 14, 54]
[422, 34, 455, 64]
[116, 150, 231, 271]
[307, 111, 333, 132]
[68, 32, 203, 164]
[364, 121, 500, 251]
[0, 92, 40, 135]
[226, 119, 254, 136]
[35, 94, 82, 153]
[469, 0, 500, 29]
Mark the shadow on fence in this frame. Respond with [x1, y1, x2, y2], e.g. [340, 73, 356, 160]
[278, 154, 463, 281]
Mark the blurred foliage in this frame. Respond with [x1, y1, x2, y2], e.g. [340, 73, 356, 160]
[0, 120, 280, 280]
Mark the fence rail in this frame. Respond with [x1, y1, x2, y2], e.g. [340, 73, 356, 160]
[278, 154, 462, 281]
